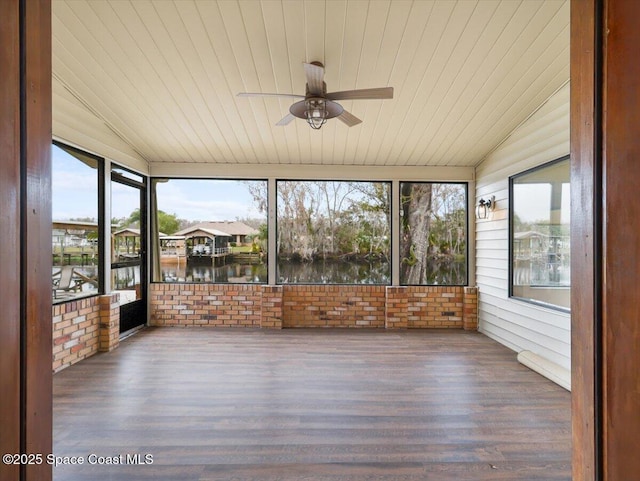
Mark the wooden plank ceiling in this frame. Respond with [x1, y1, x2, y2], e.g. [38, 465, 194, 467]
[52, 0, 569, 170]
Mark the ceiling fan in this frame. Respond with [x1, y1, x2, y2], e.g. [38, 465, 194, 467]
[237, 62, 393, 130]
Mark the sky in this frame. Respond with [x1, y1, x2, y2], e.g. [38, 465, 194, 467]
[52, 146, 99, 220]
[53, 145, 264, 222]
[154, 179, 263, 221]
[513, 183, 571, 224]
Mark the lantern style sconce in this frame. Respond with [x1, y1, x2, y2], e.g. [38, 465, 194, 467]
[476, 195, 495, 220]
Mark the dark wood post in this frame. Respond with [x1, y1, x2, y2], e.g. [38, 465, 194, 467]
[0, 1, 23, 479]
[0, 1, 52, 480]
[572, 0, 640, 479]
[571, 0, 599, 478]
[600, 0, 640, 478]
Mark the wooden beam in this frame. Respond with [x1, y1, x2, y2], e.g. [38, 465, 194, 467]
[0, 1, 52, 480]
[572, 0, 640, 479]
[602, 0, 640, 478]
[570, 0, 599, 477]
[0, 1, 22, 479]
[23, 0, 52, 479]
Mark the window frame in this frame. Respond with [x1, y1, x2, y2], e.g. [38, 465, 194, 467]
[148, 176, 473, 287]
[508, 155, 571, 312]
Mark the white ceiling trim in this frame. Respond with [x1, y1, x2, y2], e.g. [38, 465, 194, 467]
[149, 162, 474, 182]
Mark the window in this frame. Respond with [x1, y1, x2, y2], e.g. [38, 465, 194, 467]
[510, 157, 570, 310]
[152, 179, 267, 283]
[400, 182, 467, 285]
[52, 143, 102, 302]
[276, 180, 390, 284]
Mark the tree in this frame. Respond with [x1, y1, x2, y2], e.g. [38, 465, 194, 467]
[430, 184, 466, 258]
[118, 208, 180, 234]
[350, 182, 391, 259]
[319, 181, 357, 255]
[119, 208, 140, 228]
[400, 183, 433, 284]
[277, 181, 317, 260]
[244, 181, 268, 214]
[157, 211, 180, 234]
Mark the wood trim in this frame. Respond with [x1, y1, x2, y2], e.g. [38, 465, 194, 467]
[602, 0, 640, 478]
[22, 0, 52, 478]
[572, 0, 640, 479]
[0, 1, 22, 480]
[570, 0, 599, 480]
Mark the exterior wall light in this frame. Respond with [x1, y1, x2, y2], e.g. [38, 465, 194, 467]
[476, 195, 496, 220]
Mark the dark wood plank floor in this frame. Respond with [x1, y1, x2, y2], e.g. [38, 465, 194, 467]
[53, 328, 571, 481]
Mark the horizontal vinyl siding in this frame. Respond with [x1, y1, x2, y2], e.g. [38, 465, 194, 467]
[475, 82, 570, 371]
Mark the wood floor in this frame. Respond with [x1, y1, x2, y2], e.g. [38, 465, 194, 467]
[53, 328, 571, 481]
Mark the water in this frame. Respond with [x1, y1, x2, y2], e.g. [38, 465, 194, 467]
[408, 259, 467, 286]
[276, 260, 390, 284]
[161, 262, 267, 283]
[159, 259, 466, 285]
[54, 260, 466, 290]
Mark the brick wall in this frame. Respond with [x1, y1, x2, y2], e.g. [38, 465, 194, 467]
[52, 297, 101, 372]
[261, 285, 283, 329]
[385, 286, 408, 329]
[149, 283, 478, 330]
[282, 285, 386, 328]
[149, 284, 262, 327]
[99, 294, 121, 351]
[52, 294, 122, 372]
[406, 286, 464, 328]
[463, 287, 478, 330]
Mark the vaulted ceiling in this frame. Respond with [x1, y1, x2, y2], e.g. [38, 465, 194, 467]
[52, 0, 569, 172]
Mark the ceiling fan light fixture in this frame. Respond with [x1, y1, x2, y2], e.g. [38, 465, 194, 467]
[306, 115, 326, 130]
[305, 99, 328, 129]
[290, 97, 344, 130]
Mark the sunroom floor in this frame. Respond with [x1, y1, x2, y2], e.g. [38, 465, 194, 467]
[53, 327, 570, 481]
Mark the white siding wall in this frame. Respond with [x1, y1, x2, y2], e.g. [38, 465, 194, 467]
[475, 83, 570, 370]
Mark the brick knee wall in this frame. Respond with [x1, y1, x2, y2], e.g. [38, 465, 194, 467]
[149, 284, 262, 327]
[407, 286, 464, 328]
[99, 293, 120, 351]
[149, 283, 478, 330]
[52, 297, 101, 372]
[52, 294, 122, 372]
[463, 287, 478, 330]
[385, 286, 408, 329]
[282, 285, 386, 328]
[261, 285, 283, 329]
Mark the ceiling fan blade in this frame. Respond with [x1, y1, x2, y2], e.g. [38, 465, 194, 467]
[275, 113, 296, 126]
[337, 110, 362, 127]
[303, 62, 325, 95]
[237, 92, 305, 99]
[326, 87, 394, 101]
